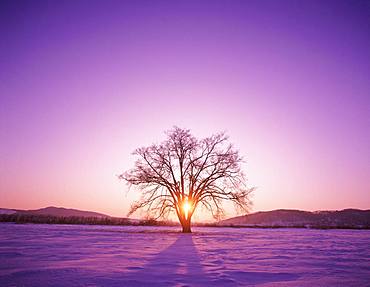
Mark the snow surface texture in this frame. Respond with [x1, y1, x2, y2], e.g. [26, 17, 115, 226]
[0, 224, 369, 286]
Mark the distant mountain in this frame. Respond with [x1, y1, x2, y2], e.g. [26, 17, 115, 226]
[9, 206, 110, 218]
[219, 209, 370, 228]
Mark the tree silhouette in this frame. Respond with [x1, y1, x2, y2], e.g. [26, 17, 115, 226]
[120, 127, 253, 233]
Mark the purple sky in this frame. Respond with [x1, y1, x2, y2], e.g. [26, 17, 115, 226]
[1, 0, 369, 218]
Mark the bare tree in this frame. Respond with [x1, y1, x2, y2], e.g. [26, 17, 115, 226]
[120, 127, 253, 233]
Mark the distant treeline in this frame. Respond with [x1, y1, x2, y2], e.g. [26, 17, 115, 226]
[1, 214, 369, 229]
[0, 214, 177, 226]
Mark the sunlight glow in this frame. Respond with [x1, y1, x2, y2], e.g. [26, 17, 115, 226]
[182, 199, 191, 219]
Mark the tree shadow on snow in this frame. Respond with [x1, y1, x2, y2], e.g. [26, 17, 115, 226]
[121, 234, 209, 286]
[117, 234, 301, 287]
[116, 234, 301, 287]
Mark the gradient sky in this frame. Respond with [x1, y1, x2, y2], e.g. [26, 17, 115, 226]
[1, 0, 369, 219]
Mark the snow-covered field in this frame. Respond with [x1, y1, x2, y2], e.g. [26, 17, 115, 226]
[0, 224, 369, 286]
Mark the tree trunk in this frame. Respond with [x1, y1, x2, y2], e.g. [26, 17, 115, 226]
[180, 217, 192, 233]
[182, 222, 191, 233]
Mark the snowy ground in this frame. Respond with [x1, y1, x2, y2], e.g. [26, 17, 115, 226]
[0, 224, 369, 286]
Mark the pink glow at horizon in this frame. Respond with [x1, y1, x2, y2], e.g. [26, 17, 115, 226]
[0, 1, 369, 219]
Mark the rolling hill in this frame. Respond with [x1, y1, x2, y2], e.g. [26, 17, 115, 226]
[219, 209, 370, 228]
